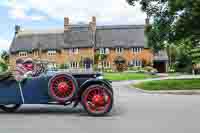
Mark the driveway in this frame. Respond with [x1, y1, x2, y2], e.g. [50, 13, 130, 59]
[0, 80, 200, 133]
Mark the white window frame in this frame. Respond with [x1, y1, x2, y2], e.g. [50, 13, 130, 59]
[100, 48, 109, 54]
[132, 47, 143, 53]
[116, 48, 124, 54]
[19, 52, 27, 57]
[102, 61, 111, 68]
[70, 61, 79, 69]
[70, 48, 79, 54]
[47, 50, 57, 56]
[132, 59, 142, 67]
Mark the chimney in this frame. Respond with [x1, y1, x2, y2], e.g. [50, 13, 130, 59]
[15, 25, 20, 35]
[89, 16, 96, 32]
[64, 17, 70, 32]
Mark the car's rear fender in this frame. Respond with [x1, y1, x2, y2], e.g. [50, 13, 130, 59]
[77, 79, 113, 98]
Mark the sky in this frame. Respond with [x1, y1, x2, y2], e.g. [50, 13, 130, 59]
[0, 0, 146, 52]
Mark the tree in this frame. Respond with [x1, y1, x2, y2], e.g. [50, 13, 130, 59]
[127, 0, 200, 73]
[114, 56, 126, 72]
[190, 47, 200, 74]
[1, 51, 9, 64]
[174, 39, 192, 73]
[127, 0, 200, 47]
[94, 51, 107, 71]
[0, 51, 9, 72]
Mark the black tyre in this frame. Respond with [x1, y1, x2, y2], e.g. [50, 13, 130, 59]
[81, 85, 113, 116]
[0, 104, 21, 112]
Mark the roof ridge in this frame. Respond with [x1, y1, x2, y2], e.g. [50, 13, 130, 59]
[96, 25, 145, 30]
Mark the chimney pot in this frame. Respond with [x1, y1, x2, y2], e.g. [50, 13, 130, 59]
[92, 16, 96, 24]
[15, 25, 20, 34]
[64, 17, 69, 31]
[89, 16, 96, 32]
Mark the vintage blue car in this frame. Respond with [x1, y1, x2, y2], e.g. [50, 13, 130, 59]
[0, 59, 113, 116]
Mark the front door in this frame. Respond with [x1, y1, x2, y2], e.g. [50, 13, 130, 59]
[153, 61, 166, 73]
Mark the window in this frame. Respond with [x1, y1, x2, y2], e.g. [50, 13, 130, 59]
[47, 50, 56, 56]
[132, 48, 143, 53]
[116, 48, 124, 53]
[70, 48, 79, 54]
[102, 61, 110, 68]
[70, 62, 79, 69]
[19, 52, 27, 57]
[100, 48, 109, 54]
[132, 59, 142, 67]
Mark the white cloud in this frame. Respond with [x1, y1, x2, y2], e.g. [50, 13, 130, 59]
[4, 0, 46, 21]
[4, 0, 146, 24]
[9, 7, 46, 21]
[9, 8, 46, 21]
[0, 38, 11, 51]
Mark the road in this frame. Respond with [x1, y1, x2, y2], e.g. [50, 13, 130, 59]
[0, 81, 200, 133]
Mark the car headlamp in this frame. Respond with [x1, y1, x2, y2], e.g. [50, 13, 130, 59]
[96, 75, 104, 80]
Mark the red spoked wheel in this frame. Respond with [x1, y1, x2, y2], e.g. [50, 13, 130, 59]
[81, 85, 113, 116]
[48, 74, 77, 103]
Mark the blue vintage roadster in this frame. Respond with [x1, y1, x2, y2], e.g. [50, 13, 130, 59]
[0, 59, 113, 116]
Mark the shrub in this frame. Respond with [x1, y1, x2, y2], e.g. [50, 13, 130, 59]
[168, 64, 176, 73]
[128, 66, 141, 71]
[103, 68, 113, 73]
[0, 62, 8, 72]
[168, 68, 175, 73]
[144, 66, 154, 72]
[93, 64, 100, 71]
[144, 66, 158, 74]
[150, 68, 158, 75]
[59, 64, 69, 69]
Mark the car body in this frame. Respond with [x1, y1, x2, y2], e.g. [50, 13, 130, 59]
[0, 59, 113, 116]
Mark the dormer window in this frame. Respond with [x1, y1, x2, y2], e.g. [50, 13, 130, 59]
[70, 48, 79, 54]
[132, 47, 143, 53]
[19, 52, 27, 57]
[100, 48, 109, 54]
[116, 48, 124, 54]
[47, 50, 56, 56]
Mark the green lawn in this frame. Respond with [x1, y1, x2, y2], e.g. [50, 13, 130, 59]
[134, 79, 200, 90]
[104, 73, 158, 81]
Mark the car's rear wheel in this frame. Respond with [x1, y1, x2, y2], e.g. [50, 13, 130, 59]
[0, 104, 21, 112]
[81, 85, 113, 116]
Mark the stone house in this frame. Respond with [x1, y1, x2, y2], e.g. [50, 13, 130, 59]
[9, 17, 168, 72]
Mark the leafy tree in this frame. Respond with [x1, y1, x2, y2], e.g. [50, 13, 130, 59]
[127, 0, 200, 73]
[114, 56, 126, 72]
[127, 0, 200, 46]
[0, 51, 9, 64]
[191, 48, 200, 65]
[174, 39, 193, 73]
[94, 51, 107, 71]
[165, 43, 177, 67]
[190, 47, 200, 74]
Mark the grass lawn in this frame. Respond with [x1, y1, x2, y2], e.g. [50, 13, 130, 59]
[104, 72, 158, 81]
[134, 79, 200, 91]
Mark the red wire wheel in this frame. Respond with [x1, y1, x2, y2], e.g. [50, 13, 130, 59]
[81, 85, 113, 116]
[48, 74, 77, 103]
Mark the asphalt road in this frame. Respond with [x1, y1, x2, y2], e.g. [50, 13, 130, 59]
[0, 81, 200, 133]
